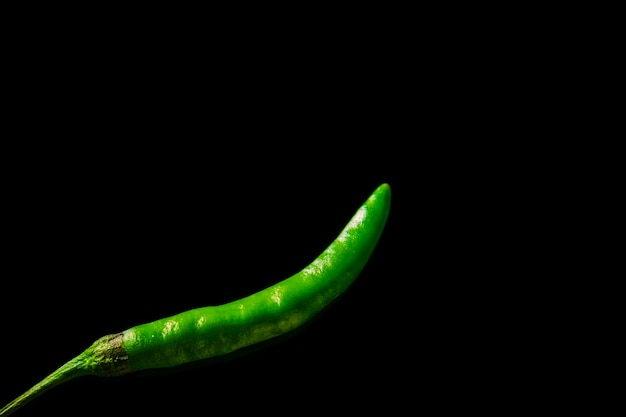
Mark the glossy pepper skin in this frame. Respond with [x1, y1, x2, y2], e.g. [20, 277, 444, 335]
[123, 182, 391, 371]
[0, 183, 391, 416]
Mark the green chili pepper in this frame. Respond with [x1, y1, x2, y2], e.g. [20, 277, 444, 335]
[0, 183, 391, 416]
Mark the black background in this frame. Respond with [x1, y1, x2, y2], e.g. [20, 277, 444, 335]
[0, 16, 531, 415]
[2, 146, 429, 415]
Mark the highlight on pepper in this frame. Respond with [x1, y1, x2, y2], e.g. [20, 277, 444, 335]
[0, 183, 391, 416]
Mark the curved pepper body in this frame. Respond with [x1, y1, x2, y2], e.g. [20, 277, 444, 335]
[122, 182, 391, 371]
[0, 183, 391, 416]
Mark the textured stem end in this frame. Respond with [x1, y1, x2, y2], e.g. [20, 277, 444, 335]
[87, 332, 132, 377]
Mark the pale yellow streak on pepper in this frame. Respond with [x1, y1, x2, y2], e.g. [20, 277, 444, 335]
[271, 286, 283, 306]
[162, 320, 179, 337]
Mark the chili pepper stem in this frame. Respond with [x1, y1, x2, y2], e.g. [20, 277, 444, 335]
[0, 355, 88, 416]
[0, 333, 130, 416]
